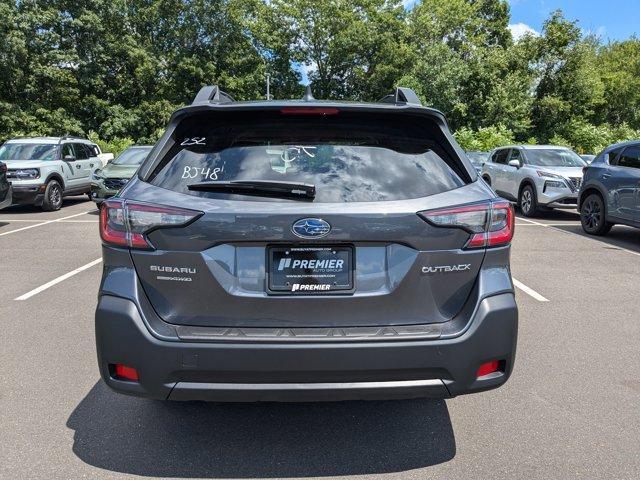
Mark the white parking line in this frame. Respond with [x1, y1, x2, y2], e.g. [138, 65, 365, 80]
[0, 218, 98, 223]
[516, 217, 549, 227]
[15, 258, 103, 301]
[0, 211, 92, 236]
[512, 277, 549, 302]
[515, 222, 578, 226]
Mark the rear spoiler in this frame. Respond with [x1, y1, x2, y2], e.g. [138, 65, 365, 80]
[377, 87, 422, 106]
[191, 85, 422, 107]
[192, 85, 236, 105]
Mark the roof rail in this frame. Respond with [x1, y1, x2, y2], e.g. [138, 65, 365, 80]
[58, 135, 87, 144]
[378, 87, 422, 106]
[192, 85, 235, 105]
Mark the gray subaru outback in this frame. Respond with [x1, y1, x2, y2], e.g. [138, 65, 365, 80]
[96, 86, 518, 402]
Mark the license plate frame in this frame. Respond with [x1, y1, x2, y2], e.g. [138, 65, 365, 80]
[267, 245, 355, 295]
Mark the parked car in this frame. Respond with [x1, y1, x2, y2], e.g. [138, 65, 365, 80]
[466, 151, 489, 174]
[91, 145, 153, 205]
[96, 85, 518, 402]
[578, 140, 640, 235]
[0, 137, 104, 211]
[580, 154, 596, 164]
[481, 145, 586, 217]
[0, 161, 12, 210]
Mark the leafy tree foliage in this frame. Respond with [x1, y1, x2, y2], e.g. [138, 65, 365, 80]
[0, 1, 638, 155]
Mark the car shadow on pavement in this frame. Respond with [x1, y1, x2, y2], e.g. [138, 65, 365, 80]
[1, 196, 93, 214]
[554, 223, 640, 254]
[67, 381, 456, 478]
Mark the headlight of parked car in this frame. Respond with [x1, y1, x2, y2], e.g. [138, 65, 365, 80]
[544, 180, 566, 189]
[92, 169, 104, 181]
[9, 168, 40, 179]
[536, 170, 564, 179]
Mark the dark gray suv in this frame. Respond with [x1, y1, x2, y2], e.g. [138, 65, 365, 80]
[579, 140, 640, 235]
[96, 86, 518, 402]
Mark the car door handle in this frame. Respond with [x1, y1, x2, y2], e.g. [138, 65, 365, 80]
[76, 164, 81, 169]
[90, 163, 94, 167]
[602, 173, 611, 179]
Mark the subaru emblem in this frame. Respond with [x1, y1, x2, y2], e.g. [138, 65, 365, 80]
[292, 218, 331, 238]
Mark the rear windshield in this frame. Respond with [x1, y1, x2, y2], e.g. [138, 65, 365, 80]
[149, 111, 467, 203]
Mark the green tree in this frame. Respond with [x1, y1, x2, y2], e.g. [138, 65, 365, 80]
[270, 0, 412, 100]
[527, 11, 604, 142]
[596, 39, 640, 129]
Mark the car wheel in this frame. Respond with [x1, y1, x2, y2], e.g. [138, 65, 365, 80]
[580, 193, 612, 236]
[519, 184, 538, 217]
[42, 180, 63, 211]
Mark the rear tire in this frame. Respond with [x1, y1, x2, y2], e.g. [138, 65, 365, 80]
[42, 180, 63, 211]
[580, 193, 612, 235]
[519, 184, 539, 217]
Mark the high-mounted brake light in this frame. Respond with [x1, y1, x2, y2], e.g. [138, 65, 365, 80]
[419, 200, 514, 249]
[100, 199, 202, 250]
[280, 107, 340, 116]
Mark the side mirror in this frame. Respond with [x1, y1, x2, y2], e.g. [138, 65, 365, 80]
[508, 159, 520, 168]
[63, 154, 76, 162]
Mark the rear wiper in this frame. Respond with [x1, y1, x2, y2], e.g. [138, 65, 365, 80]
[187, 180, 315, 200]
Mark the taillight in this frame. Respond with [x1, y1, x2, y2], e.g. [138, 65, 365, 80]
[477, 360, 502, 378]
[112, 364, 139, 382]
[100, 199, 202, 250]
[419, 200, 514, 249]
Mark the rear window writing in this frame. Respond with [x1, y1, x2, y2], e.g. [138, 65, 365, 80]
[151, 143, 464, 203]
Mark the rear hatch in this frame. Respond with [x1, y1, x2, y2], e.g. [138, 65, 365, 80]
[121, 106, 498, 328]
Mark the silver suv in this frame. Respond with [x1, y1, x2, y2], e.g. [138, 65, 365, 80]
[0, 137, 104, 211]
[481, 145, 587, 217]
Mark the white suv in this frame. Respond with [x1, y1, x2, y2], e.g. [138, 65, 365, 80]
[0, 137, 104, 211]
[481, 145, 586, 217]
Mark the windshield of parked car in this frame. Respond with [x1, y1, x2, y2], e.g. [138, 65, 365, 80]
[0, 143, 58, 161]
[150, 112, 467, 203]
[525, 149, 586, 167]
[113, 147, 151, 166]
[466, 152, 489, 165]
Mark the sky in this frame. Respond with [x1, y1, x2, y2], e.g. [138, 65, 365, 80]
[507, 0, 639, 42]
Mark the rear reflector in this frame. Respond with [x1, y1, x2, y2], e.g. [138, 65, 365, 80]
[419, 200, 514, 249]
[113, 364, 139, 381]
[100, 199, 202, 250]
[476, 360, 500, 378]
[280, 107, 340, 116]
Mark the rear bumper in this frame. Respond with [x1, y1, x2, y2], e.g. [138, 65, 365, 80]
[95, 292, 518, 402]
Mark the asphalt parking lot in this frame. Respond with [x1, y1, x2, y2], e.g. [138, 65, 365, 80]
[1, 199, 639, 480]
